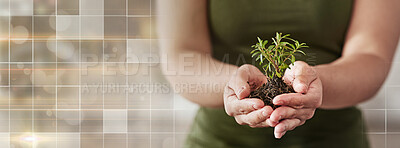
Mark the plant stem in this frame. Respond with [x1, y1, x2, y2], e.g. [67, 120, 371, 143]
[259, 48, 280, 74]
[282, 49, 297, 65]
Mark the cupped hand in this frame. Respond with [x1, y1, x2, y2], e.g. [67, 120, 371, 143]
[268, 61, 323, 139]
[224, 64, 274, 128]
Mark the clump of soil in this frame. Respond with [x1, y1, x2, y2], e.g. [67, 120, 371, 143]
[249, 77, 294, 109]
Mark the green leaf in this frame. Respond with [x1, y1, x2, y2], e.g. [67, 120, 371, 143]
[286, 37, 296, 42]
[288, 43, 295, 50]
[251, 52, 259, 58]
[251, 51, 260, 57]
[276, 32, 280, 40]
[277, 56, 281, 64]
[272, 38, 278, 46]
[263, 40, 268, 47]
[276, 72, 281, 78]
[299, 43, 309, 48]
[297, 50, 306, 55]
[280, 42, 289, 46]
[267, 45, 274, 51]
[282, 34, 290, 38]
[283, 52, 291, 56]
[283, 63, 289, 69]
[257, 37, 263, 44]
[279, 64, 289, 74]
[262, 64, 267, 68]
[291, 55, 295, 63]
[268, 62, 272, 72]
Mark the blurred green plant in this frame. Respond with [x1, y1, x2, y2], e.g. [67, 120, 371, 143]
[250, 32, 308, 79]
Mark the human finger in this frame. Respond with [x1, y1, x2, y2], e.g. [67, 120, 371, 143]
[224, 86, 264, 116]
[274, 118, 303, 139]
[269, 106, 315, 126]
[235, 106, 273, 126]
[273, 80, 322, 108]
[284, 61, 317, 93]
[228, 64, 267, 99]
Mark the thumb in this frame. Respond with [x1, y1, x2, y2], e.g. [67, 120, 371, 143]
[293, 75, 309, 93]
[289, 61, 317, 94]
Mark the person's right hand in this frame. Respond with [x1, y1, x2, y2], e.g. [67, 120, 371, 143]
[224, 64, 273, 128]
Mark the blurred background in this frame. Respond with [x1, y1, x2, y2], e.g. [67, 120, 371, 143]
[0, 0, 399, 148]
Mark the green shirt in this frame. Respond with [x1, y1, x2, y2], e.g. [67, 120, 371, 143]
[185, 0, 369, 148]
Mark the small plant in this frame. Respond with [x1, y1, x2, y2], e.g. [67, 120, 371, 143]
[250, 32, 308, 79]
[249, 32, 308, 109]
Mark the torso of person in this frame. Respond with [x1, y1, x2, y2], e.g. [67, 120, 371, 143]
[184, 0, 369, 148]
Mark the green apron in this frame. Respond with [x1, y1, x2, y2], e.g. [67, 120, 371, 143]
[185, 0, 369, 147]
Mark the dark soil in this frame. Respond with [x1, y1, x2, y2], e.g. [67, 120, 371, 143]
[249, 77, 295, 109]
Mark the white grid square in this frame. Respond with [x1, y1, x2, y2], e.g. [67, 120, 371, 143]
[128, 133, 150, 147]
[0, 133, 10, 148]
[57, 110, 80, 132]
[0, 16, 9, 39]
[10, 110, 32, 132]
[33, 0, 56, 15]
[104, 110, 127, 133]
[34, 40, 57, 62]
[0, 87, 9, 109]
[104, 134, 127, 148]
[128, 110, 150, 132]
[10, 41, 32, 62]
[387, 86, 400, 109]
[34, 110, 57, 132]
[81, 16, 104, 39]
[10, 0, 33, 16]
[57, 16, 80, 40]
[0, 110, 9, 132]
[33, 63, 56, 85]
[105, 0, 126, 15]
[57, 87, 79, 109]
[81, 0, 104, 15]
[388, 134, 400, 148]
[367, 134, 385, 148]
[151, 110, 173, 132]
[81, 110, 103, 132]
[387, 110, 400, 132]
[363, 110, 385, 133]
[57, 133, 80, 148]
[81, 133, 103, 148]
[386, 62, 400, 85]
[0, 0, 10, 16]
[151, 134, 174, 148]
[0, 64, 9, 85]
[34, 133, 57, 148]
[57, 40, 80, 62]
[57, 0, 79, 15]
[127, 39, 151, 63]
[33, 87, 56, 109]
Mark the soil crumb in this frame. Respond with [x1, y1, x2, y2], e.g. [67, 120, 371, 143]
[249, 77, 295, 109]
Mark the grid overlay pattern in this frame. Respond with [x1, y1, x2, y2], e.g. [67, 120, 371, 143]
[0, 0, 192, 147]
[1, 0, 400, 148]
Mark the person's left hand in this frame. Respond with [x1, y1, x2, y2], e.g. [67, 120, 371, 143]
[267, 61, 323, 139]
